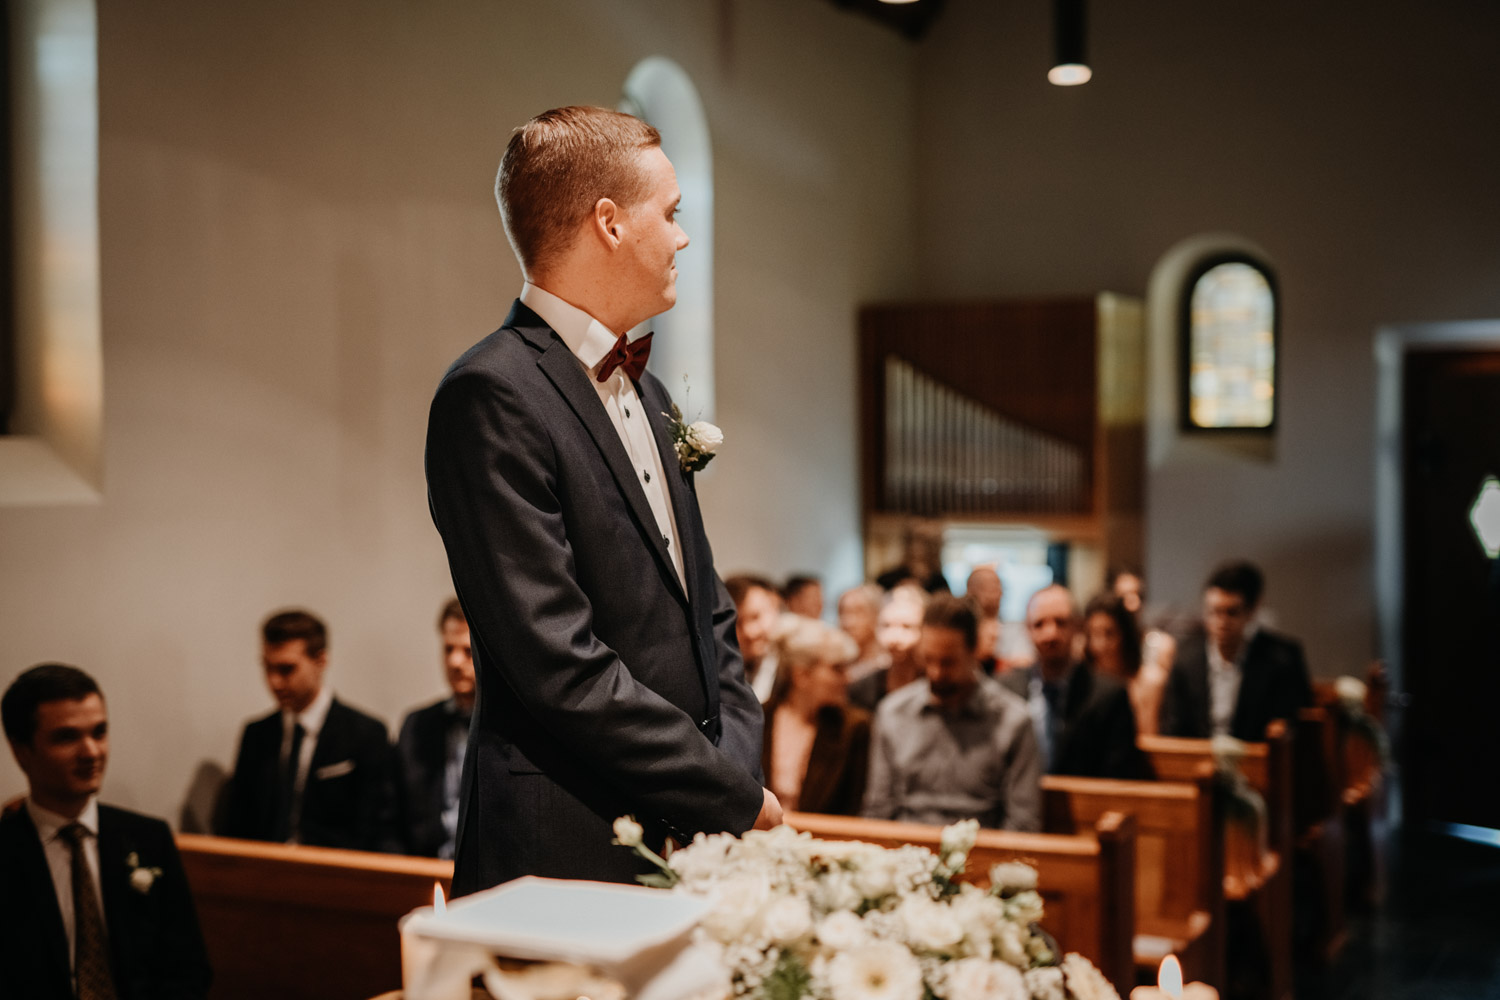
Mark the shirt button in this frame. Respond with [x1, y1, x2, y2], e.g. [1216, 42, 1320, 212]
[663, 536, 671, 547]
[644, 471, 651, 483]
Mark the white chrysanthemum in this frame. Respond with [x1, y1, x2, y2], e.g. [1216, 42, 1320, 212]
[816, 910, 869, 952]
[1023, 966, 1067, 1000]
[700, 875, 772, 944]
[942, 957, 1027, 1000]
[760, 894, 813, 945]
[898, 896, 966, 954]
[989, 862, 1038, 894]
[1061, 953, 1121, 1000]
[685, 420, 724, 452]
[852, 854, 899, 899]
[826, 945, 924, 1000]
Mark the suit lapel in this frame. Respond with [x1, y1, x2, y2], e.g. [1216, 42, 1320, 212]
[639, 376, 702, 601]
[532, 330, 689, 605]
[1233, 632, 1273, 739]
[97, 806, 136, 988]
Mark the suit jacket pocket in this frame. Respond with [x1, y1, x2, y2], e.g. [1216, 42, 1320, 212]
[313, 759, 357, 781]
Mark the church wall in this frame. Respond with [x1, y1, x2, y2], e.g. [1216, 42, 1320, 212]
[911, 0, 1500, 678]
[0, 0, 916, 819]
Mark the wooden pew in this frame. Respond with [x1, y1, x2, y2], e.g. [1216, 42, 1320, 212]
[1312, 673, 1390, 908]
[786, 810, 1137, 995]
[1041, 767, 1225, 992]
[176, 834, 453, 1000]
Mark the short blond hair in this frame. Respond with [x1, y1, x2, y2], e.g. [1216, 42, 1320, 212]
[496, 106, 662, 275]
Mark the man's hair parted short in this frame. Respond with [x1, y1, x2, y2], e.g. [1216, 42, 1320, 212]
[1205, 560, 1265, 608]
[3, 663, 102, 746]
[782, 574, 821, 602]
[496, 105, 662, 276]
[922, 595, 981, 652]
[438, 597, 466, 630]
[725, 574, 780, 609]
[262, 609, 327, 658]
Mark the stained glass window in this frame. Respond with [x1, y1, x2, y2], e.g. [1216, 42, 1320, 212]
[1182, 258, 1277, 430]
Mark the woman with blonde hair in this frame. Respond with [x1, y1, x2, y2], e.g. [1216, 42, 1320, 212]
[762, 615, 871, 815]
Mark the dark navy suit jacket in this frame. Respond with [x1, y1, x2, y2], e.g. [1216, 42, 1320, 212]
[425, 301, 764, 892]
[1161, 627, 1314, 741]
[0, 802, 211, 1000]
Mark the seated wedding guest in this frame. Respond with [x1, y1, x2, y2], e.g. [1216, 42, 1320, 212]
[223, 610, 394, 850]
[1107, 564, 1145, 616]
[966, 565, 1004, 674]
[863, 596, 1041, 831]
[838, 584, 888, 682]
[394, 598, 475, 858]
[783, 574, 824, 620]
[2, 663, 212, 1000]
[1161, 561, 1314, 740]
[1108, 563, 1177, 681]
[847, 584, 927, 711]
[874, 524, 951, 594]
[1083, 593, 1168, 737]
[1002, 585, 1148, 779]
[726, 574, 784, 703]
[762, 616, 871, 816]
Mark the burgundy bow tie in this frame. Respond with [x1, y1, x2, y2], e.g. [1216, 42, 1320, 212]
[595, 331, 653, 384]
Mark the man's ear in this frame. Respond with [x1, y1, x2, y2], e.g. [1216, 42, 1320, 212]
[591, 197, 622, 249]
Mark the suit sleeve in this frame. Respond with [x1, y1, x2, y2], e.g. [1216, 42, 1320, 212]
[1000, 709, 1043, 832]
[147, 821, 213, 999]
[860, 709, 898, 820]
[426, 368, 764, 840]
[1159, 659, 1191, 738]
[709, 570, 765, 784]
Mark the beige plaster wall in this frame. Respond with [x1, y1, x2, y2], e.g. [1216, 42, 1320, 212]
[0, 0, 915, 819]
[911, 0, 1500, 678]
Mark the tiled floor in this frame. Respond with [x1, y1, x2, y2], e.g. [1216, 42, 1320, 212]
[1299, 828, 1500, 999]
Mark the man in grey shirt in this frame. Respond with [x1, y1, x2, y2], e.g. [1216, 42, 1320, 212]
[862, 595, 1042, 831]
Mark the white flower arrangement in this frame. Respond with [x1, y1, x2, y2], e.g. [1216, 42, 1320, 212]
[125, 851, 162, 895]
[613, 817, 1120, 1000]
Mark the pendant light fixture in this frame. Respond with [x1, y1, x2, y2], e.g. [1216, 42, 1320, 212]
[1049, 0, 1091, 86]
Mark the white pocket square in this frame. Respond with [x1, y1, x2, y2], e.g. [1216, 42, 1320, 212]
[313, 759, 356, 780]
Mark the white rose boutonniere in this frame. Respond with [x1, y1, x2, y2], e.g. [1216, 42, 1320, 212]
[665, 402, 721, 473]
[125, 851, 163, 895]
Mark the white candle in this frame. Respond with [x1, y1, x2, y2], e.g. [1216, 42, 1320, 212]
[401, 884, 482, 1000]
[1129, 955, 1220, 1000]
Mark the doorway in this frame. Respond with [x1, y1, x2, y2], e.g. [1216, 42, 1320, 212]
[1400, 348, 1500, 831]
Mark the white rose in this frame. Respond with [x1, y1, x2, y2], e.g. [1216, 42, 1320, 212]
[816, 910, 869, 951]
[943, 958, 1027, 1000]
[612, 816, 644, 847]
[685, 420, 723, 452]
[897, 897, 965, 954]
[129, 867, 157, 894]
[988, 862, 1038, 894]
[1023, 967, 1067, 1000]
[1335, 675, 1367, 708]
[826, 945, 924, 1000]
[759, 894, 813, 945]
[852, 855, 897, 899]
[814, 870, 864, 913]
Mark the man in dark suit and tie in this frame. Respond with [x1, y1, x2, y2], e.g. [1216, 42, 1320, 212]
[1161, 561, 1314, 741]
[425, 106, 778, 893]
[1, 663, 211, 1000]
[1001, 584, 1149, 779]
[222, 610, 394, 850]
[393, 598, 475, 857]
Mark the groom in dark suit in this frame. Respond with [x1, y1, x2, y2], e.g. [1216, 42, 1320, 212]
[1, 663, 211, 1000]
[426, 106, 778, 893]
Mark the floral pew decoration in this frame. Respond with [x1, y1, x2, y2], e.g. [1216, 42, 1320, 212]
[612, 816, 1122, 1000]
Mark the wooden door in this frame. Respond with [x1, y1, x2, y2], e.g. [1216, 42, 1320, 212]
[1402, 349, 1500, 831]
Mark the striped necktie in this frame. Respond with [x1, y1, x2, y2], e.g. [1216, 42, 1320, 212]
[60, 822, 118, 1000]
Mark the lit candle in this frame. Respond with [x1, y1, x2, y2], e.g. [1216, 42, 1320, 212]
[401, 883, 485, 1000]
[1128, 955, 1220, 1000]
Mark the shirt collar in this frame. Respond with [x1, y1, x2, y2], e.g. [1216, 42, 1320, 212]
[1209, 622, 1260, 672]
[520, 282, 627, 374]
[284, 683, 334, 739]
[27, 795, 99, 842]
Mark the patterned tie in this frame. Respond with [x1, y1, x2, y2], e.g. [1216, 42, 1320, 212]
[595, 330, 653, 383]
[60, 823, 117, 1000]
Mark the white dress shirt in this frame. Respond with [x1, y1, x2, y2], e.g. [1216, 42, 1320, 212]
[521, 283, 686, 587]
[1206, 624, 1258, 737]
[280, 683, 334, 843]
[27, 795, 105, 973]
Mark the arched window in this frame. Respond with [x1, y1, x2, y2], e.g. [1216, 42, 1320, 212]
[1179, 255, 1278, 431]
[621, 58, 716, 422]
